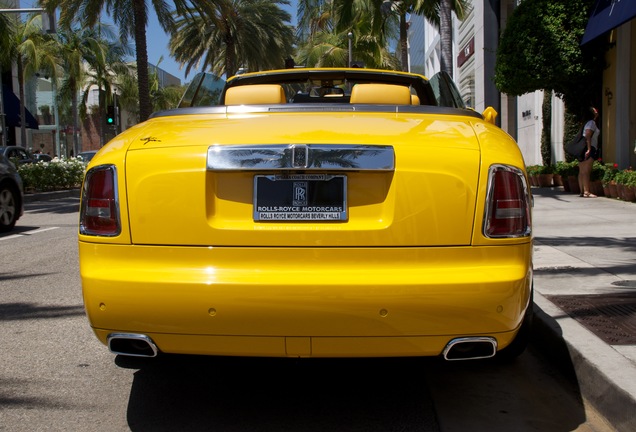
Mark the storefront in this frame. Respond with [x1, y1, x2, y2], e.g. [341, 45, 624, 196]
[583, 0, 636, 169]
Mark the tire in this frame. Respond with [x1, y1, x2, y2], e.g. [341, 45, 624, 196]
[0, 185, 19, 233]
[496, 289, 534, 362]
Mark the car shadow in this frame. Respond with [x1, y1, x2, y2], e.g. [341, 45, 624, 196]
[120, 327, 590, 432]
[121, 355, 438, 431]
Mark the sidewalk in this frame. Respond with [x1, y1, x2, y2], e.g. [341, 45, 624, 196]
[531, 187, 636, 432]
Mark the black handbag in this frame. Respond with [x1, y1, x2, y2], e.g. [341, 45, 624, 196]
[565, 128, 587, 160]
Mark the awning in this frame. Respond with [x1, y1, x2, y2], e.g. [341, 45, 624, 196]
[1, 85, 39, 130]
[581, 0, 636, 45]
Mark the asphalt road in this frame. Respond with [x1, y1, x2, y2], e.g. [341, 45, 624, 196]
[0, 197, 616, 431]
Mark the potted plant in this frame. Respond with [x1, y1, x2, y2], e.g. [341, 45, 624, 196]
[602, 163, 619, 198]
[537, 165, 554, 187]
[615, 169, 636, 202]
[526, 165, 540, 187]
[626, 170, 636, 202]
[552, 161, 568, 187]
[565, 161, 580, 195]
[590, 160, 605, 196]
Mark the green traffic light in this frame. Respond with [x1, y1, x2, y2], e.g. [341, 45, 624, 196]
[107, 118, 114, 124]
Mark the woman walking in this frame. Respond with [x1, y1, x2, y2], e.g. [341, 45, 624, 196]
[578, 107, 600, 197]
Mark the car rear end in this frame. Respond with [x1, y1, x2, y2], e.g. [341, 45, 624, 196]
[79, 101, 532, 360]
[0, 154, 24, 232]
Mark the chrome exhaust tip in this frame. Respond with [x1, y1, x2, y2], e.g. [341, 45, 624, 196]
[107, 333, 159, 358]
[442, 337, 497, 361]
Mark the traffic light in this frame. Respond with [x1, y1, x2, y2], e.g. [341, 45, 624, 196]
[106, 105, 115, 124]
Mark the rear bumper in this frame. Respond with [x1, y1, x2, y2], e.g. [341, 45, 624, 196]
[80, 242, 532, 357]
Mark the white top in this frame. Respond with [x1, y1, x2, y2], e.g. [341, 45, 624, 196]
[584, 120, 600, 148]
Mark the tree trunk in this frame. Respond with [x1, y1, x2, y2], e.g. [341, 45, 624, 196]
[71, 78, 80, 155]
[226, 36, 236, 78]
[132, 0, 152, 122]
[400, 12, 408, 72]
[440, 0, 453, 77]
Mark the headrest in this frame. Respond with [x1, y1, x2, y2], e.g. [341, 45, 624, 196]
[225, 84, 287, 105]
[350, 84, 413, 105]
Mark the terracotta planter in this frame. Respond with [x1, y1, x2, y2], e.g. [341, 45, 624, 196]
[562, 178, 571, 192]
[603, 185, 611, 197]
[590, 180, 604, 197]
[608, 182, 618, 198]
[622, 185, 636, 202]
[553, 174, 564, 187]
[618, 184, 626, 200]
[567, 176, 580, 195]
[530, 175, 539, 187]
[538, 174, 553, 187]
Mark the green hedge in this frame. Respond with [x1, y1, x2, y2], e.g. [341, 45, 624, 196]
[17, 158, 86, 192]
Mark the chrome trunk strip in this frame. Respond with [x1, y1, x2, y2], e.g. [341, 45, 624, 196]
[207, 144, 395, 171]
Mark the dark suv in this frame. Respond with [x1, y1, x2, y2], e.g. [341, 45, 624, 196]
[0, 153, 24, 232]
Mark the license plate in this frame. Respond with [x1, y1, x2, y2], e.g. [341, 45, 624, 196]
[254, 174, 347, 221]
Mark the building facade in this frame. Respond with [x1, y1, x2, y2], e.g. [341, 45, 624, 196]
[407, 0, 635, 169]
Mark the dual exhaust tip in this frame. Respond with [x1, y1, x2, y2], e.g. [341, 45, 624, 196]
[442, 337, 497, 361]
[107, 333, 497, 361]
[108, 333, 158, 358]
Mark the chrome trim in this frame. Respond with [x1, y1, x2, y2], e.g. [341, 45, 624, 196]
[107, 333, 159, 358]
[207, 144, 395, 171]
[291, 144, 309, 169]
[482, 164, 532, 238]
[442, 337, 498, 361]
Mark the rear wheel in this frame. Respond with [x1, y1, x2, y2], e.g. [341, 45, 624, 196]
[496, 289, 534, 362]
[0, 185, 19, 232]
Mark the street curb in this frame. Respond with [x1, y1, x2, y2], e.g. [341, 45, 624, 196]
[533, 293, 636, 432]
[23, 189, 81, 203]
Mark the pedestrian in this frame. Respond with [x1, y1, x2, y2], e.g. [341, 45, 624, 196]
[578, 106, 600, 198]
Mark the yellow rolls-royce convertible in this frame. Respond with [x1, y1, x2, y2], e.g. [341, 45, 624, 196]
[79, 68, 533, 361]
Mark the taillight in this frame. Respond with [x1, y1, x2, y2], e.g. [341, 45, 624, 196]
[80, 165, 121, 236]
[483, 165, 531, 238]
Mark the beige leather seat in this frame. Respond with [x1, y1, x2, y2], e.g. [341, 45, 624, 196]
[350, 84, 413, 105]
[225, 84, 287, 105]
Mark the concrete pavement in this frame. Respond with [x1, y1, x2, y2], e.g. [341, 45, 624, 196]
[22, 186, 636, 430]
[531, 186, 636, 432]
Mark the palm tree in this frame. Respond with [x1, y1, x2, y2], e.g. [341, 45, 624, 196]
[3, 14, 58, 147]
[296, 0, 399, 69]
[41, 0, 197, 122]
[55, 25, 128, 154]
[78, 40, 131, 146]
[415, 0, 471, 77]
[377, 0, 417, 71]
[169, 0, 295, 78]
[296, 0, 333, 44]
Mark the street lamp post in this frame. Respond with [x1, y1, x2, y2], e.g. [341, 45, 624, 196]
[348, 32, 353, 67]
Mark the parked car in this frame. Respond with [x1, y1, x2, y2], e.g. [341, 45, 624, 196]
[79, 68, 533, 361]
[0, 146, 34, 165]
[77, 150, 97, 162]
[0, 153, 24, 232]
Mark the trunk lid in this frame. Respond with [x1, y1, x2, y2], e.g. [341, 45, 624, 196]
[125, 111, 480, 247]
